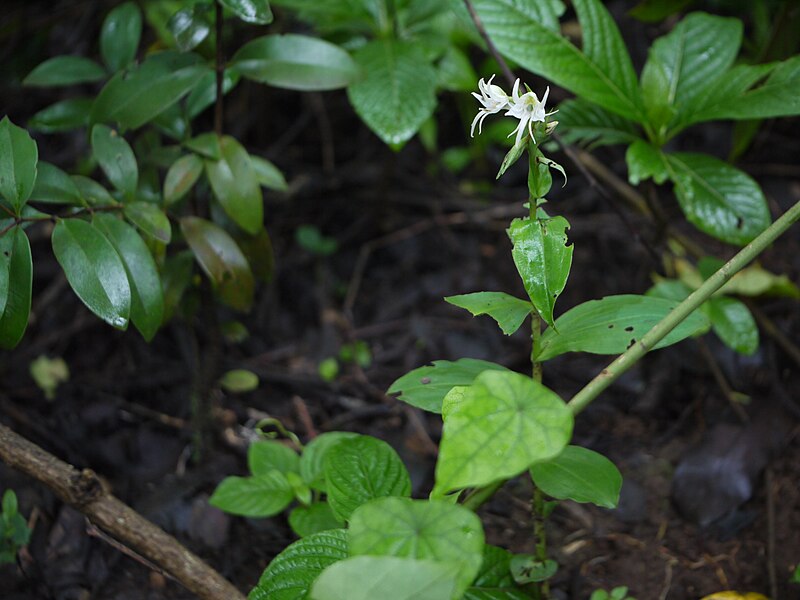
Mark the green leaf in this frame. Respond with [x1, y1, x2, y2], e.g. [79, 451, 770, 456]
[168, 4, 212, 52]
[92, 214, 163, 341]
[509, 555, 558, 584]
[625, 139, 668, 185]
[248, 440, 299, 477]
[100, 1, 142, 72]
[530, 445, 622, 508]
[464, 545, 528, 600]
[219, 0, 273, 24]
[92, 51, 208, 129]
[232, 34, 359, 91]
[186, 69, 240, 119]
[663, 152, 771, 245]
[0, 116, 38, 213]
[24, 56, 106, 86]
[536, 294, 710, 361]
[508, 216, 573, 329]
[239, 227, 275, 283]
[640, 13, 742, 137]
[51, 219, 131, 329]
[791, 564, 800, 584]
[289, 503, 343, 538]
[324, 435, 411, 521]
[310, 556, 460, 600]
[469, 0, 645, 121]
[161, 250, 194, 323]
[556, 98, 641, 148]
[204, 136, 263, 235]
[299, 432, 360, 492]
[707, 297, 758, 355]
[388, 358, 511, 414]
[433, 370, 573, 495]
[164, 154, 204, 205]
[28, 98, 92, 133]
[180, 216, 254, 311]
[124, 201, 171, 243]
[250, 155, 288, 191]
[349, 497, 484, 599]
[91, 124, 138, 198]
[0, 227, 33, 349]
[347, 39, 437, 145]
[2, 489, 18, 516]
[184, 132, 222, 160]
[72, 176, 115, 206]
[210, 472, 293, 517]
[30, 162, 82, 205]
[220, 369, 260, 393]
[646, 279, 692, 302]
[445, 292, 533, 336]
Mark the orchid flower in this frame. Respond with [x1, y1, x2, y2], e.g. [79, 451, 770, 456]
[504, 79, 557, 147]
[470, 75, 510, 137]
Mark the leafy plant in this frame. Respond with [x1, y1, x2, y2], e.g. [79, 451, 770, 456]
[1, 490, 31, 565]
[590, 586, 637, 600]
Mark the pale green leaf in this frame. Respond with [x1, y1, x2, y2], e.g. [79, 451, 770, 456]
[248, 440, 299, 477]
[220, 369, 260, 393]
[445, 292, 532, 335]
[707, 297, 758, 355]
[209, 472, 293, 517]
[299, 432, 359, 492]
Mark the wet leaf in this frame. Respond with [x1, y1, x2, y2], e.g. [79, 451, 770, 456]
[204, 136, 263, 234]
[0, 227, 33, 349]
[0, 116, 38, 213]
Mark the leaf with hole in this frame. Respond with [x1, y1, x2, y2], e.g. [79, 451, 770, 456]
[0, 116, 38, 213]
[530, 445, 622, 508]
[0, 227, 33, 349]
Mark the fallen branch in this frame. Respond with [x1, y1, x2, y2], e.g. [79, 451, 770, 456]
[0, 422, 245, 600]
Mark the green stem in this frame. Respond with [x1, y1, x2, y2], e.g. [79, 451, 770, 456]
[462, 480, 503, 511]
[568, 198, 800, 415]
[531, 311, 542, 383]
[532, 487, 549, 599]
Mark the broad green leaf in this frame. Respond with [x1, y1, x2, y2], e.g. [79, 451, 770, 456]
[289, 503, 343, 538]
[220, 369, 259, 393]
[509, 556, 558, 584]
[469, 0, 645, 121]
[124, 201, 171, 243]
[663, 152, 771, 245]
[24, 56, 106, 86]
[250, 155, 288, 191]
[219, 0, 273, 24]
[556, 98, 640, 148]
[530, 445, 622, 508]
[465, 545, 528, 600]
[92, 214, 163, 341]
[249, 529, 347, 599]
[164, 154, 203, 205]
[349, 497, 484, 599]
[445, 292, 532, 336]
[324, 435, 411, 521]
[204, 136, 263, 235]
[184, 132, 222, 160]
[310, 556, 460, 600]
[28, 98, 92, 133]
[248, 440, 300, 477]
[299, 431, 360, 492]
[72, 176, 115, 206]
[433, 370, 572, 495]
[92, 51, 208, 129]
[640, 13, 742, 137]
[508, 216, 573, 329]
[30, 162, 82, 205]
[347, 39, 437, 145]
[181, 217, 254, 311]
[0, 116, 38, 213]
[209, 472, 293, 517]
[186, 69, 240, 119]
[91, 124, 138, 198]
[232, 34, 359, 91]
[100, 1, 142, 72]
[168, 4, 212, 52]
[0, 228, 33, 349]
[625, 139, 668, 185]
[51, 219, 130, 329]
[437, 46, 477, 92]
[537, 294, 710, 361]
[707, 297, 758, 355]
[388, 358, 511, 414]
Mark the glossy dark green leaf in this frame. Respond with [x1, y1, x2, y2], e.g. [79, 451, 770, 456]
[186, 69, 240, 119]
[72, 176, 115, 206]
[92, 51, 208, 129]
[625, 139, 668, 185]
[289, 503, 343, 538]
[232, 34, 358, 90]
[30, 162, 82, 205]
[168, 4, 212, 51]
[707, 296, 758, 355]
[51, 219, 131, 329]
[93, 213, 164, 341]
[164, 154, 203, 205]
[0, 116, 38, 213]
[219, 0, 273, 24]
[348, 39, 437, 145]
[180, 216, 254, 311]
[250, 155, 287, 191]
[28, 98, 92, 133]
[557, 98, 640, 148]
[124, 201, 171, 243]
[299, 432, 359, 492]
[0, 227, 33, 349]
[184, 132, 222, 160]
[204, 135, 263, 234]
[464, 545, 528, 600]
[530, 445, 622, 508]
[445, 292, 533, 336]
[100, 1, 142, 72]
[24, 56, 106, 86]
[536, 294, 710, 361]
[209, 472, 293, 517]
[91, 124, 138, 198]
[388, 358, 511, 414]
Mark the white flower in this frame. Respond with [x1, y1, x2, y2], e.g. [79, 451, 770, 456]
[504, 80, 556, 146]
[470, 75, 510, 137]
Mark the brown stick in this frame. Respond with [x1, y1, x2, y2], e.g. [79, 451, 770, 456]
[0, 423, 245, 600]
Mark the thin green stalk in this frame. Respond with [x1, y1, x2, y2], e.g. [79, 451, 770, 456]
[568, 198, 800, 415]
[462, 480, 503, 511]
